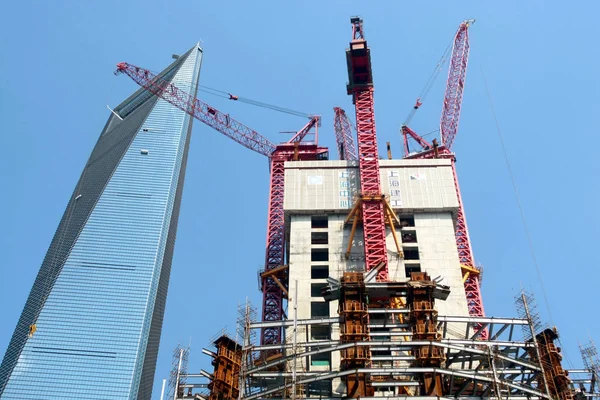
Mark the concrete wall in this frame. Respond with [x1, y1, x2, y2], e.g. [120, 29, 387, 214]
[284, 159, 459, 213]
[283, 158, 470, 392]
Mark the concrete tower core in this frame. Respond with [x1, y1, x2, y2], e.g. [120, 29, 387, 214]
[284, 158, 469, 396]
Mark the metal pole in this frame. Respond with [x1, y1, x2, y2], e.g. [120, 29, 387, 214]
[522, 293, 550, 398]
[488, 346, 502, 399]
[239, 298, 250, 400]
[292, 280, 299, 400]
[174, 348, 183, 400]
[160, 378, 167, 400]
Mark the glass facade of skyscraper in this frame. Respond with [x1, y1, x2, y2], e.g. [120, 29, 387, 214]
[0, 44, 202, 399]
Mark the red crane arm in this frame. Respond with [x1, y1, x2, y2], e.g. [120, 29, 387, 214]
[116, 61, 325, 347]
[115, 62, 276, 158]
[401, 125, 433, 157]
[440, 19, 474, 151]
[399, 20, 486, 337]
[333, 107, 358, 161]
[287, 115, 320, 143]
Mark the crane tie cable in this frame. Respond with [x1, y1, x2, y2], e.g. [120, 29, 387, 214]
[480, 65, 574, 368]
[137, 68, 311, 118]
[198, 85, 310, 118]
[402, 39, 453, 126]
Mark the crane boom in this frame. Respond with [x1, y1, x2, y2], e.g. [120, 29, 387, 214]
[440, 19, 474, 150]
[287, 116, 319, 143]
[346, 17, 389, 281]
[401, 125, 433, 156]
[115, 62, 276, 157]
[333, 107, 358, 161]
[398, 20, 485, 338]
[116, 61, 326, 346]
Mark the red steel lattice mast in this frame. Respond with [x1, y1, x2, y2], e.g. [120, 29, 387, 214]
[333, 107, 357, 161]
[346, 17, 389, 281]
[260, 118, 325, 345]
[400, 20, 485, 333]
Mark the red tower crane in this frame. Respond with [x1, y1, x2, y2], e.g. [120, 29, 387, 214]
[333, 107, 357, 161]
[115, 63, 328, 346]
[346, 17, 389, 281]
[399, 20, 486, 336]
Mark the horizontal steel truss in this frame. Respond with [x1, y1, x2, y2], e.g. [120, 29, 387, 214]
[567, 369, 600, 397]
[247, 398, 543, 400]
[245, 366, 548, 400]
[241, 315, 550, 399]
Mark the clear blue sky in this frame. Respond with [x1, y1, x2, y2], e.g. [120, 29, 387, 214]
[1, 1, 598, 398]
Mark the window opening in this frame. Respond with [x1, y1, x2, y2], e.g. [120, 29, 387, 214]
[311, 232, 329, 245]
[307, 379, 332, 396]
[311, 216, 328, 229]
[403, 247, 420, 260]
[311, 325, 331, 340]
[311, 283, 328, 297]
[405, 263, 422, 278]
[402, 230, 417, 243]
[311, 351, 331, 366]
[311, 265, 329, 279]
[311, 248, 329, 262]
[400, 215, 415, 227]
[311, 302, 329, 318]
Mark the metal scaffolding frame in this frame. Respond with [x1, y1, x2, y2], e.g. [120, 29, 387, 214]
[232, 314, 552, 399]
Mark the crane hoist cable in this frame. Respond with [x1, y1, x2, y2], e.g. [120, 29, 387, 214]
[402, 39, 453, 127]
[478, 66, 581, 368]
[197, 84, 311, 118]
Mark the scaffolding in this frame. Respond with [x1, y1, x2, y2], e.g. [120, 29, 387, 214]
[217, 271, 573, 400]
[172, 275, 600, 400]
[574, 341, 600, 399]
[168, 344, 191, 400]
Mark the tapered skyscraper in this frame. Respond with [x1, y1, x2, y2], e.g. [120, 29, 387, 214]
[0, 44, 202, 399]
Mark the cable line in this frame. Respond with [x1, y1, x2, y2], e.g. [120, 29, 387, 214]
[198, 85, 310, 118]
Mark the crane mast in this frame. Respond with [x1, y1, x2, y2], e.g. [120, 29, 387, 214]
[346, 17, 389, 281]
[333, 107, 357, 161]
[260, 118, 327, 346]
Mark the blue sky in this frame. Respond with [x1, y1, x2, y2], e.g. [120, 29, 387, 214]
[1, 0, 599, 397]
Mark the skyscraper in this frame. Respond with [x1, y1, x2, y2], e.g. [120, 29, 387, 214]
[0, 44, 202, 399]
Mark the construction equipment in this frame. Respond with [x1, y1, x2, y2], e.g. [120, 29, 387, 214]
[399, 20, 485, 334]
[164, 17, 587, 400]
[115, 63, 328, 347]
[345, 17, 390, 281]
[333, 107, 358, 161]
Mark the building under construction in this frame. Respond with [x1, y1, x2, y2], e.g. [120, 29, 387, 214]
[117, 17, 599, 400]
